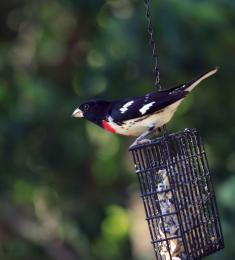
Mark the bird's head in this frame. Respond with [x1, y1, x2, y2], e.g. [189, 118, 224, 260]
[72, 100, 110, 125]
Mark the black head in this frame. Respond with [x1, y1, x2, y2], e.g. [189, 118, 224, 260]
[72, 100, 110, 125]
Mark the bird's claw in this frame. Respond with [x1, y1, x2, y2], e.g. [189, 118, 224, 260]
[138, 138, 152, 145]
[129, 138, 152, 149]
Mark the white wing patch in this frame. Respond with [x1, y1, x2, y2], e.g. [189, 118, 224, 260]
[139, 102, 155, 115]
[120, 101, 134, 114]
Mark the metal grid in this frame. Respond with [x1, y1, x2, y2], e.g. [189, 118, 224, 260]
[129, 128, 224, 260]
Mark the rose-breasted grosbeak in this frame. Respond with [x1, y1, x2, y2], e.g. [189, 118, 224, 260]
[72, 67, 218, 141]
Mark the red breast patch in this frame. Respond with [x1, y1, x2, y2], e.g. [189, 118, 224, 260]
[102, 120, 116, 134]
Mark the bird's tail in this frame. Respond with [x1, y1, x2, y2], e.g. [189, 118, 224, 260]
[183, 67, 219, 92]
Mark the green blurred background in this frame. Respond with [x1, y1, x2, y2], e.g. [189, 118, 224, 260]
[0, 0, 234, 259]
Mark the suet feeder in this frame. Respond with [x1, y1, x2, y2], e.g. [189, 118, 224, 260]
[129, 2, 224, 258]
[129, 129, 224, 259]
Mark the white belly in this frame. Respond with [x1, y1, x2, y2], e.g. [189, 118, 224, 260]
[108, 100, 182, 136]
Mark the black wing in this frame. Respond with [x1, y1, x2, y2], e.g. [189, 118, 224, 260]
[109, 67, 218, 123]
[109, 89, 188, 123]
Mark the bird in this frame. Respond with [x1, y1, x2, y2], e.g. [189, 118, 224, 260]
[72, 67, 218, 145]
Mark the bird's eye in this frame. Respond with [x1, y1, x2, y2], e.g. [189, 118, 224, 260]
[83, 104, 90, 111]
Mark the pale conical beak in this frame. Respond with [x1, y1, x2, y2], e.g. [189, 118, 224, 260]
[72, 108, 84, 118]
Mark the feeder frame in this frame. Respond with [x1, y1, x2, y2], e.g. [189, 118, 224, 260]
[129, 128, 224, 260]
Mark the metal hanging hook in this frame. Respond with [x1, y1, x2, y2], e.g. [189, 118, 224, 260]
[144, 0, 162, 91]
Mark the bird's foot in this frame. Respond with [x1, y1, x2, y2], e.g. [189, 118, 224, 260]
[138, 138, 152, 144]
[158, 125, 167, 135]
[129, 124, 157, 148]
[129, 138, 152, 148]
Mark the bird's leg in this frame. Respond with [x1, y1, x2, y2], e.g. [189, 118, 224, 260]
[130, 125, 168, 148]
[130, 124, 157, 148]
[158, 124, 167, 136]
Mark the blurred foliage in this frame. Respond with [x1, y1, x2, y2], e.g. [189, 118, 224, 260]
[0, 0, 234, 259]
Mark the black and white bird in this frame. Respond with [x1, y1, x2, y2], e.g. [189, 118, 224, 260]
[72, 68, 218, 144]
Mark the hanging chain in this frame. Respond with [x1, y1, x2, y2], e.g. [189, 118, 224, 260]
[144, 0, 161, 91]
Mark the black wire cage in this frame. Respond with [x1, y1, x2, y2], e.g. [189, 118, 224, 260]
[129, 128, 224, 260]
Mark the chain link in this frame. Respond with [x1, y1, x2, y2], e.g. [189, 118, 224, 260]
[144, 0, 161, 91]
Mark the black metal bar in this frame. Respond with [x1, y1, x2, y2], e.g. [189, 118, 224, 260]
[132, 150, 157, 245]
[143, 147, 173, 259]
[151, 235, 183, 244]
[196, 133, 224, 248]
[179, 133, 208, 257]
[146, 211, 178, 221]
[160, 135, 191, 259]
[171, 139, 200, 258]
